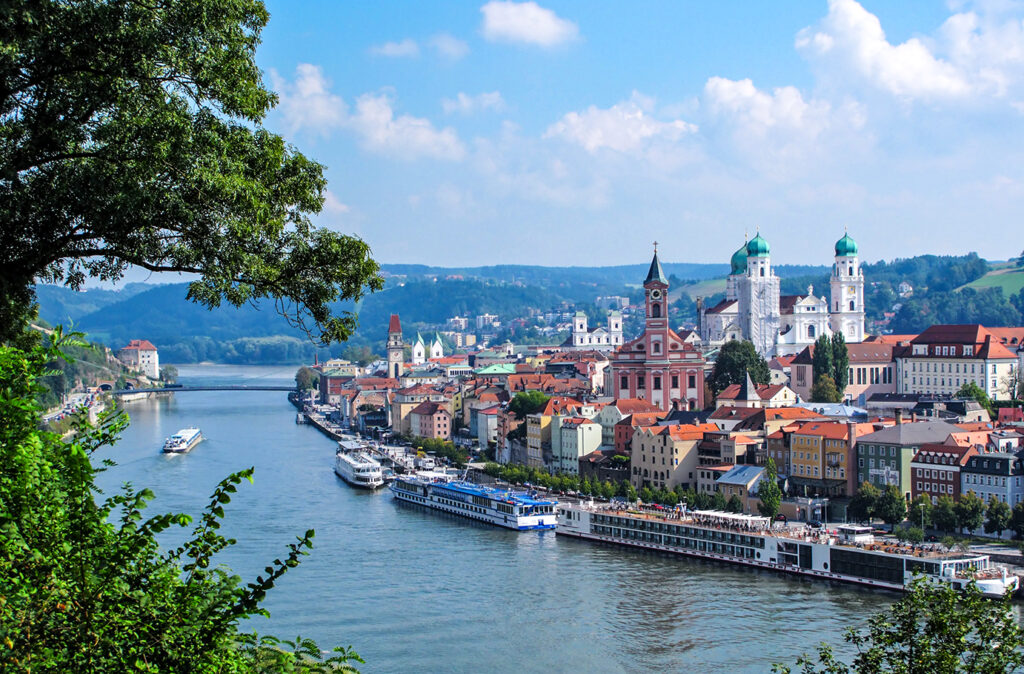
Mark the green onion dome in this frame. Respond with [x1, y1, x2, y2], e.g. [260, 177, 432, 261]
[746, 233, 770, 258]
[835, 233, 858, 257]
[730, 244, 748, 275]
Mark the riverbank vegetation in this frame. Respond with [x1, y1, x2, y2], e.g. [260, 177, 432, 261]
[1, 335, 362, 670]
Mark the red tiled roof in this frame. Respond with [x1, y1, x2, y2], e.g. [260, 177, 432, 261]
[388, 314, 402, 333]
[709, 406, 762, 420]
[410, 401, 450, 417]
[987, 327, 1024, 347]
[717, 383, 790, 401]
[613, 398, 662, 415]
[763, 407, 823, 421]
[791, 343, 895, 365]
[911, 443, 977, 466]
[122, 339, 157, 351]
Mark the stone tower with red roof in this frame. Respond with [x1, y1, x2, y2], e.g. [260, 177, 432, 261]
[386, 314, 404, 379]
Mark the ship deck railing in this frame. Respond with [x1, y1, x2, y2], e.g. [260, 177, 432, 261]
[572, 504, 995, 561]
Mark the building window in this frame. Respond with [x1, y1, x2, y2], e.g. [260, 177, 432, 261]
[651, 304, 661, 318]
[671, 375, 679, 389]
[688, 374, 696, 388]
[653, 376, 661, 390]
[621, 375, 628, 389]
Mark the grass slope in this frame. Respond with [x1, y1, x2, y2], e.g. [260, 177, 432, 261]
[964, 268, 1024, 295]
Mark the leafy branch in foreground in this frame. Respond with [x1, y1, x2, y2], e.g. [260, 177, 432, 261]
[0, 332, 360, 671]
[773, 576, 1024, 674]
[1, 0, 383, 345]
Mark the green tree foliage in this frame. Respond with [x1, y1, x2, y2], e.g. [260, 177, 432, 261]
[757, 458, 782, 521]
[932, 495, 959, 534]
[159, 364, 179, 383]
[0, 335, 360, 670]
[726, 494, 744, 513]
[847, 483, 880, 523]
[712, 491, 728, 510]
[1011, 501, 1024, 540]
[875, 484, 907, 526]
[985, 499, 1012, 537]
[295, 366, 319, 391]
[508, 391, 551, 420]
[810, 374, 843, 403]
[907, 495, 932, 529]
[890, 287, 1022, 335]
[956, 381, 993, 414]
[709, 340, 770, 394]
[1, 0, 383, 345]
[640, 486, 654, 504]
[811, 335, 834, 382]
[956, 491, 987, 535]
[831, 333, 849, 392]
[774, 576, 1024, 673]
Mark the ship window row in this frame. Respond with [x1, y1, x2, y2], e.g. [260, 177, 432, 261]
[830, 549, 904, 584]
[437, 498, 488, 515]
[592, 526, 758, 559]
[591, 515, 765, 548]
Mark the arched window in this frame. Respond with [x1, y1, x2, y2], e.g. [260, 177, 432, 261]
[808, 325, 816, 338]
[760, 267, 765, 277]
[652, 303, 661, 318]
[849, 300, 855, 311]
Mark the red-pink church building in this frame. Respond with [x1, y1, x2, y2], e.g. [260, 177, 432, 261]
[608, 250, 706, 411]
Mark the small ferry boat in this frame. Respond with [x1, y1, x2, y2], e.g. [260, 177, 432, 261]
[334, 451, 385, 489]
[391, 476, 558, 530]
[556, 503, 1019, 598]
[162, 427, 203, 454]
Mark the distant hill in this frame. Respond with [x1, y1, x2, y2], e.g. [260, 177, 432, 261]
[35, 254, 1022, 364]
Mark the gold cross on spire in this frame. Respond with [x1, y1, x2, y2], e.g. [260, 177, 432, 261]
[653, 240, 658, 254]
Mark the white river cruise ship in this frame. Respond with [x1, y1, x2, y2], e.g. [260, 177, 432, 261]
[334, 451, 385, 489]
[557, 503, 1019, 598]
[391, 476, 558, 530]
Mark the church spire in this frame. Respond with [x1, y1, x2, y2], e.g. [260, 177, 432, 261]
[739, 370, 759, 403]
[644, 242, 668, 286]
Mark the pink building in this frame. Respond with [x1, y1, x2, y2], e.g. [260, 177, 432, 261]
[409, 400, 452, 440]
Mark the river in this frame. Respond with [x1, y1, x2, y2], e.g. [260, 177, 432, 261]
[95, 364, 890, 673]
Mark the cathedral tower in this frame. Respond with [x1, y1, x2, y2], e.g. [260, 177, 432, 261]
[737, 233, 781, 357]
[386, 314, 404, 379]
[829, 233, 865, 342]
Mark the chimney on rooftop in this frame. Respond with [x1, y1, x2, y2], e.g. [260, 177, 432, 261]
[895, 408, 903, 426]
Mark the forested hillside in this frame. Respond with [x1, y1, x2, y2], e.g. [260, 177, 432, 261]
[36, 254, 1024, 364]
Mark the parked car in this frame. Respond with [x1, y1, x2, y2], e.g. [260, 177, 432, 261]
[807, 520, 824, 529]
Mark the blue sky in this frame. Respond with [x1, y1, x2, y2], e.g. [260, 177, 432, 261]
[254, 1, 1024, 268]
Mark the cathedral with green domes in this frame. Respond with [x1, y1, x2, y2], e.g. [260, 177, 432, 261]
[699, 232, 865, 357]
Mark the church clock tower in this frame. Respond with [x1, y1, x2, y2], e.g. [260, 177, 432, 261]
[386, 314, 404, 379]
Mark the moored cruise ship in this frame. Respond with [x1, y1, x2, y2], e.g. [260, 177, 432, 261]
[162, 427, 202, 453]
[334, 451, 385, 489]
[557, 503, 1019, 598]
[391, 476, 558, 530]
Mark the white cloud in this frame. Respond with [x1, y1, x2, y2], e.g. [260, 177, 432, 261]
[271, 64, 347, 134]
[704, 77, 841, 137]
[544, 94, 697, 154]
[442, 91, 506, 114]
[796, 0, 972, 100]
[348, 93, 466, 161]
[272, 65, 465, 161]
[480, 1, 578, 47]
[322, 190, 351, 214]
[429, 33, 470, 59]
[369, 39, 420, 58]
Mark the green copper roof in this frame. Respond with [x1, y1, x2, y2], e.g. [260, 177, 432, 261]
[415, 332, 424, 345]
[644, 251, 668, 285]
[730, 244, 748, 275]
[835, 233, 858, 257]
[746, 233, 770, 257]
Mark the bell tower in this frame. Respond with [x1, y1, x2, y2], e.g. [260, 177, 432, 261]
[386, 314, 404, 379]
[643, 242, 670, 357]
[829, 232, 865, 343]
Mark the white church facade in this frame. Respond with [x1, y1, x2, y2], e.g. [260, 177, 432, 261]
[699, 233, 865, 357]
[561, 310, 623, 352]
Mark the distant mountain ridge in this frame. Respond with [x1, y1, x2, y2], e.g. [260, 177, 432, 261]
[37, 255, 1020, 366]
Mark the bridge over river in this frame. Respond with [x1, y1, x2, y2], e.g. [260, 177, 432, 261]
[110, 385, 294, 395]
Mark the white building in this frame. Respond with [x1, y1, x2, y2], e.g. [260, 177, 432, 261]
[699, 233, 865, 357]
[117, 339, 159, 379]
[561, 310, 623, 352]
[896, 325, 1019, 400]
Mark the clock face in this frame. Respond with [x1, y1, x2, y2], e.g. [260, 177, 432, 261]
[650, 289, 662, 300]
